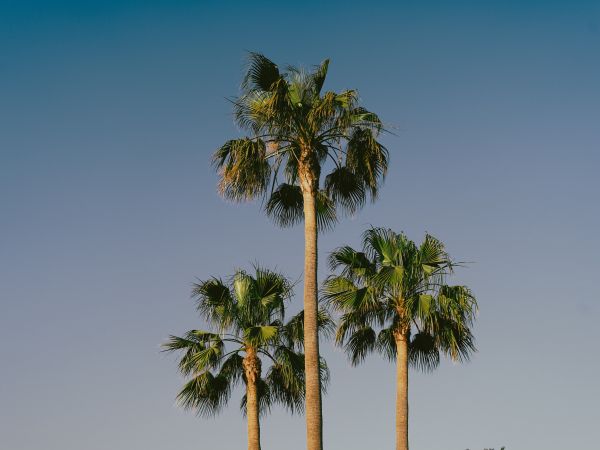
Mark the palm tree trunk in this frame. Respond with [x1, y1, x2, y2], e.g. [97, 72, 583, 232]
[244, 348, 261, 450]
[395, 333, 409, 450]
[301, 187, 323, 450]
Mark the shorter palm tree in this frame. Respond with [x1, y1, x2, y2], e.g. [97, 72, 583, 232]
[323, 227, 477, 450]
[163, 267, 332, 450]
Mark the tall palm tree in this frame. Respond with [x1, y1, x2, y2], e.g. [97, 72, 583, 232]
[213, 53, 389, 450]
[163, 267, 332, 450]
[323, 228, 477, 450]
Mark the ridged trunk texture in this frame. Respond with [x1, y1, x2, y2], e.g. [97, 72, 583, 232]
[243, 348, 261, 450]
[395, 333, 409, 450]
[300, 158, 323, 450]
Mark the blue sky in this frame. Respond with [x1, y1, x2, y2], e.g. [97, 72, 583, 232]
[1, 1, 599, 449]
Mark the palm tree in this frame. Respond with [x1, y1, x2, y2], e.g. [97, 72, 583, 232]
[163, 267, 332, 450]
[213, 53, 389, 450]
[323, 228, 477, 450]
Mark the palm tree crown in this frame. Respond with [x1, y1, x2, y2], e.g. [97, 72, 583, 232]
[324, 227, 477, 369]
[163, 267, 332, 450]
[213, 52, 389, 226]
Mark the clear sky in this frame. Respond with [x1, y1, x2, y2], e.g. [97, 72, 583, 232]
[1, 1, 599, 449]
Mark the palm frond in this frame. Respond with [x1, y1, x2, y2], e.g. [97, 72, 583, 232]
[311, 59, 330, 95]
[376, 327, 397, 361]
[213, 138, 270, 201]
[177, 372, 232, 417]
[192, 278, 236, 330]
[350, 107, 383, 133]
[242, 52, 281, 92]
[265, 183, 303, 227]
[282, 308, 336, 349]
[324, 167, 366, 214]
[244, 325, 279, 347]
[265, 346, 305, 413]
[327, 245, 374, 277]
[345, 326, 377, 365]
[346, 128, 389, 199]
[264, 184, 337, 231]
[316, 190, 338, 231]
[409, 332, 441, 372]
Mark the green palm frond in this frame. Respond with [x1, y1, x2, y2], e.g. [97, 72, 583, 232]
[253, 266, 291, 318]
[318, 356, 330, 392]
[163, 332, 225, 375]
[376, 327, 396, 361]
[219, 352, 244, 384]
[244, 325, 279, 346]
[349, 107, 383, 132]
[264, 184, 337, 231]
[315, 190, 338, 231]
[346, 128, 389, 198]
[177, 372, 232, 417]
[266, 346, 305, 413]
[265, 183, 303, 227]
[311, 59, 330, 95]
[437, 285, 477, 325]
[409, 332, 441, 372]
[213, 138, 271, 201]
[324, 167, 366, 214]
[282, 308, 335, 349]
[345, 326, 377, 365]
[323, 277, 372, 313]
[419, 233, 451, 274]
[242, 52, 281, 92]
[327, 246, 374, 277]
[192, 277, 236, 330]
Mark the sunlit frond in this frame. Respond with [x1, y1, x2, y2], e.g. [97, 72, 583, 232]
[350, 107, 383, 133]
[213, 138, 270, 201]
[242, 52, 281, 92]
[311, 59, 330, 95]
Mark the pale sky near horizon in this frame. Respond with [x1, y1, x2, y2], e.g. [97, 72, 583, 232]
[1, 1, 599, 450]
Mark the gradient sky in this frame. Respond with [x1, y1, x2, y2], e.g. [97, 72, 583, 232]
[1, 1, 599, 450]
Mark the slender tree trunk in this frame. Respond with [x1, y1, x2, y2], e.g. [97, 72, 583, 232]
[301, 177, 323, 450]
[395, 333, 409, 450]
[243, 348, 261, 450]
